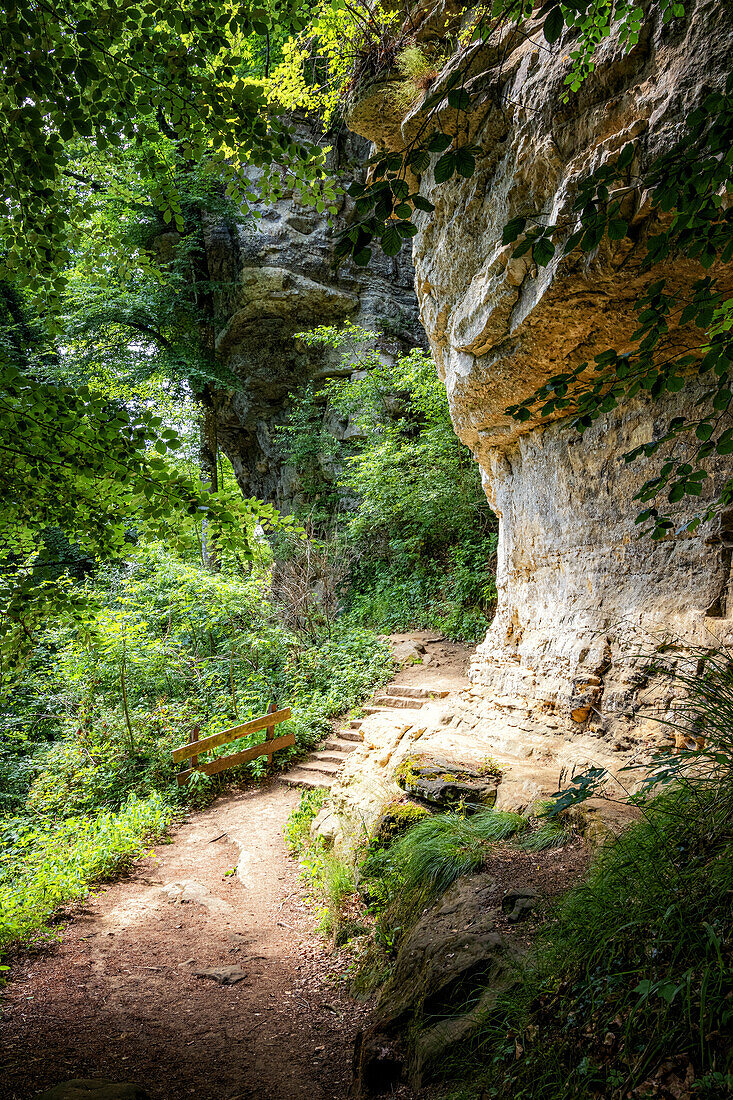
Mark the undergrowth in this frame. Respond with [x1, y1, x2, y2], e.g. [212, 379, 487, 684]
[392, 810, 528, 899]
[0, 792, 172, 951]
[278, 326, 498, 643]
[284, 788, 364, 945]
[434, 652, 733, 1099]
[285, 790, 580, 992]
[0, 543, 394, 955]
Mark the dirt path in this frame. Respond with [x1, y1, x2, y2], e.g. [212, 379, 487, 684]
[0, 782, 370, 1100]
[1, 639, 475, 1100]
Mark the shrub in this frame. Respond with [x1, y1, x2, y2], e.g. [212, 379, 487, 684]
[284, 787, 327, 854]
[280, 326, 498, 643]
[0, 793, 172, 950]
[284, 791, 361, 943]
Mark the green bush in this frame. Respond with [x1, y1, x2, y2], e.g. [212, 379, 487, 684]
[284, 791, 359, 943]
[284, 787, 327, 854]
[280, 326, 498, 643]
[0, 793, 172, 950]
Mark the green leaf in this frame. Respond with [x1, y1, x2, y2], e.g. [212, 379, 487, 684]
[533, 237, 555, 266]
[434, 152, 456, 184]
[427, 133, 452, 153]
[455, 148, 476, 178]
[447, 88, 470, 112]
[407, 149, 430, 173]
[608, 219, 628, 240]
[543, 6, 564, 43]
[380, 224, 403, 256]
[502, 217, 527, 244]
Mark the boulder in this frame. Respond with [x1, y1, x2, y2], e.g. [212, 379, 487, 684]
[34, 1083, 150, 1100]
[311, 804, 343, 848]
[352, 874, 521, 1095]
[394, 755, 499, 812]
[370, 800, 431, 846]
[391, 641, 426, 665]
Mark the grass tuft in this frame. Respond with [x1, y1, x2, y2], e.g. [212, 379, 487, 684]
[392, 809, 528, 899]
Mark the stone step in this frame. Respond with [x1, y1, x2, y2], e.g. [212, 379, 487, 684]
[295, 758, 340, 777]
[362, 706, 392, 716]
[373, 695, 424, 709]
[312, 750, 350, 764]
[338, 729, 363, 742]
[390, 685, 450, 700]
[322, 737, 359, 752]
[349, 719, 363, 729]
[281, 770, 332, 790]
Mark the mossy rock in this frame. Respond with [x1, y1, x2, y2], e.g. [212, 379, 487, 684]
[393, 755, 499, 812]
[372, 799, 431, 847]
[352, 874, 520, 1096]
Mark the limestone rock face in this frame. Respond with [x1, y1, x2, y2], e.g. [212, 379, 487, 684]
[203, 127, 425, 511]
[347, 1, 733, 737]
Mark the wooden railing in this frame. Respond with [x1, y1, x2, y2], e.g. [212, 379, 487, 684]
[172, 703, 294, 786]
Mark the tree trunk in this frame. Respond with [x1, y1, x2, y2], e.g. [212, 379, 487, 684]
[199, 397, 220, 572]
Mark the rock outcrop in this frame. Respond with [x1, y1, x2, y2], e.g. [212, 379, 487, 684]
[346, 0, 733, 740]
[352, 874, 520, 1095]
[203, 125, 425, 512]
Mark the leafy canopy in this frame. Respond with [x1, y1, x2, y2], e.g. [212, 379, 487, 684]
[0, 0, 329, 303]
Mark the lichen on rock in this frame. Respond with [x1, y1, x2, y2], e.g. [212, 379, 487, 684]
[394, 753, 500, 811]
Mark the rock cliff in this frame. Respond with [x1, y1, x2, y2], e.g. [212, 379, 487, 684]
[346, 0, 733, 742]
[202, 126, 425, 512]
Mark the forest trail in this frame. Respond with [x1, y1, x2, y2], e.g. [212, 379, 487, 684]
[1, 636, 471, 1100]
[0, 783, 366, 1100]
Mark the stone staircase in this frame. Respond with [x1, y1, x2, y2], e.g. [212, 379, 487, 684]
[281, 684, 450, 791]
[362, 683, 449, 716]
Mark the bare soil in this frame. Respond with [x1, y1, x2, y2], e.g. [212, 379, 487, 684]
[384, 633, 473, 694]
[0, 783, 371, 1100]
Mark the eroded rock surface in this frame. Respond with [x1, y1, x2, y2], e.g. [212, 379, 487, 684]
[347, 0, 733, 739]
[352, 874, 520, 1095]
[203, 126, 425, 511]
